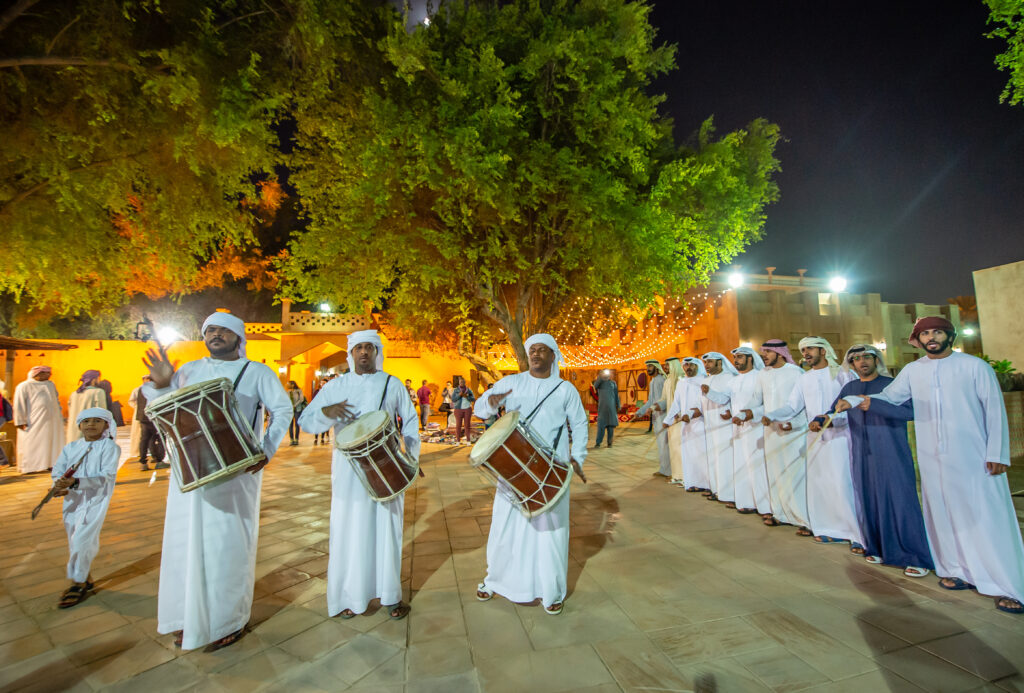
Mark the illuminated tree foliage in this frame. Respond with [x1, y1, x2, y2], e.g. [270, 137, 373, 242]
[986, 0, 1024, 105]
[282, 0, 781, 368]
[0, 0, 293, 317]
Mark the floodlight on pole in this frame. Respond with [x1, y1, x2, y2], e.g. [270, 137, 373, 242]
[728, 272, 744, 288]
[156, 326, 184, 346]
[828, 276, 848, 292]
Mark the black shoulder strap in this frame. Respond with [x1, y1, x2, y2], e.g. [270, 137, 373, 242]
[524, 380, 566, 425]
[378, 374, 393, 409]
[232, 361, 251, 390]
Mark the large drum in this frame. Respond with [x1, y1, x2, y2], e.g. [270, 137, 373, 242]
[469, 411, 572, 518]
[146, 378, 265, 493]
[335, 410, 418, 502]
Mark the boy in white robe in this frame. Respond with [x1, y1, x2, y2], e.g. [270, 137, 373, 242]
[14, 366, 65, 473]
[837, 316, 1024, 614]
[663, 357, 710, 492]
[757, 340, 808, 529]
[143, 312, 292, 650]
[298, 330, 420, 620]
[473, 334, 589, 615]
[764, 337, 862, 550]
[49, 407, 120, 608]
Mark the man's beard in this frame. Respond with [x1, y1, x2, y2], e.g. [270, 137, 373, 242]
[924, 334, 951, 353]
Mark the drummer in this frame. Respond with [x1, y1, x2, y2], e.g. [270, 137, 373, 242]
[472, 333, 589, 615]
[298, 330, 420, 620]
[142, 312, 292, 651]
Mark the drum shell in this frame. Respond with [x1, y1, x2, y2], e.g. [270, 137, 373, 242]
[335, 414, 418, 502]
[471, 417, 571, 518]
[146, 378, 265, 492]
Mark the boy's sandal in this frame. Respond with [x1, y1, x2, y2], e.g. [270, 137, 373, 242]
[58, 584, 88, 609]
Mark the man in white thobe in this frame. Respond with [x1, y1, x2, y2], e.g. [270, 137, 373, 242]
[663, 357, 710, 492]
[66, 370, 107, 442]
[757, 339, 809, 530]
[299, 330, 420, 620]
[765, 337, 862, 549]
[693, 353, 737, 503]
[143, 312, 291, 650]
[661, 358, 686, 485]
[632, 359, 669, 477]
[50, 407, 120, 608]
[837, 316, 1024, 614]
[14, 366, 65, 473]
[473, 334, 589, 615]
[705, 347, 769, 517]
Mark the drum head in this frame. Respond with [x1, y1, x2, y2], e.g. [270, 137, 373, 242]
[336, 410, 389, 448]
[146, 377, 232, 414]
[469, 410, 520, 464]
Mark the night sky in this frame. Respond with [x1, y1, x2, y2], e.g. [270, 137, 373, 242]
[651, 1, 1024, 302]
[402, 1, 1023, 303]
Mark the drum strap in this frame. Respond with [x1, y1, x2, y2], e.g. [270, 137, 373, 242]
[523, 380, 566, 426]
[232, 361, 262, 431]
[379, 374, 392, 409]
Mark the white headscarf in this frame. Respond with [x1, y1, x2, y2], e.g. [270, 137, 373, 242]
[524, 333, 564, 378]
[75, 407, 116, 439]
[347, 330, 384, 372]
[842, 344, 890, 377]
[701, 352, 739, 376]
[201, 312, 247, 359]
[798, 336, 840, 377]
[731, 346, 765, 371]
[644, 359, 666, 376]
[683, 357, 707, 377]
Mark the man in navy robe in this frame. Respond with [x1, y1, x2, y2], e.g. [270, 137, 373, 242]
[821, 345, 934, 577]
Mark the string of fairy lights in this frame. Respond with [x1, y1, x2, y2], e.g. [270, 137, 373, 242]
[486, 287, 733, 369]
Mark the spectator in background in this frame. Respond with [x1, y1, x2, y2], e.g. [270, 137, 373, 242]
[451, 376, 476, 445]
[286, 380, 307, 446]
[135, 375, 168, 472]
[417, 379, 432, 430]
[67, 371, 107, 442]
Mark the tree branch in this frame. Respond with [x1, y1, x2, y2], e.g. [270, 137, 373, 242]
[216, 9, 271, 32]
[0, 0, 40, 36]
[0, 56, 133, 70]
[0, 150, 147, 215]
[45, 15, 81, 55]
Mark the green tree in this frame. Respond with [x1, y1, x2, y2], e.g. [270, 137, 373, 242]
[282, 0, 780, 368]
[986, 0, 1024, 105]
[0, 0, 297, 323]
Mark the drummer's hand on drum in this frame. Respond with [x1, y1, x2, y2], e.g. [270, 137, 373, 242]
[571, 459, 587, 483]
[246, 458, 269, 474]
[488, 390, 511, 408]
[142, 347, 177, 389]
[322, 400, 355, 423]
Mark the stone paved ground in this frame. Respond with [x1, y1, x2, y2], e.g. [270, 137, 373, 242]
[2, 423, 1024, 692]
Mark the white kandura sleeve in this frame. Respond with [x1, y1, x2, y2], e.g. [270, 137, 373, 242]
[256, 366, 292, 460]
[766, 380, 805, 422]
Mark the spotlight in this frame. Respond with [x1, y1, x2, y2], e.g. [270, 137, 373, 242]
[319, 303, 331, 312]
[828, 277, 847, 292]
[963, 327, 975, 336]
[728, 273, 744, 288]
[156, 326, 183, 346]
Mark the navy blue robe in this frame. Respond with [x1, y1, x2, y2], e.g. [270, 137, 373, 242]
[832, 376, 934, 569]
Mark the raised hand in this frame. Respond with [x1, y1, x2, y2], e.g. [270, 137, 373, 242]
[322, 400, 356, 424]
[142, 347, 177, 389]
[488, 390, 512, 408]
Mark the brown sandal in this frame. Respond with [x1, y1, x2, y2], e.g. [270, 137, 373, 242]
[387, 602, 411, 620]
[795, 527, 813, 537]
[173, 630, 183, 647]
[58, 583, 89, 609]
[204, 627, 246, 652]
